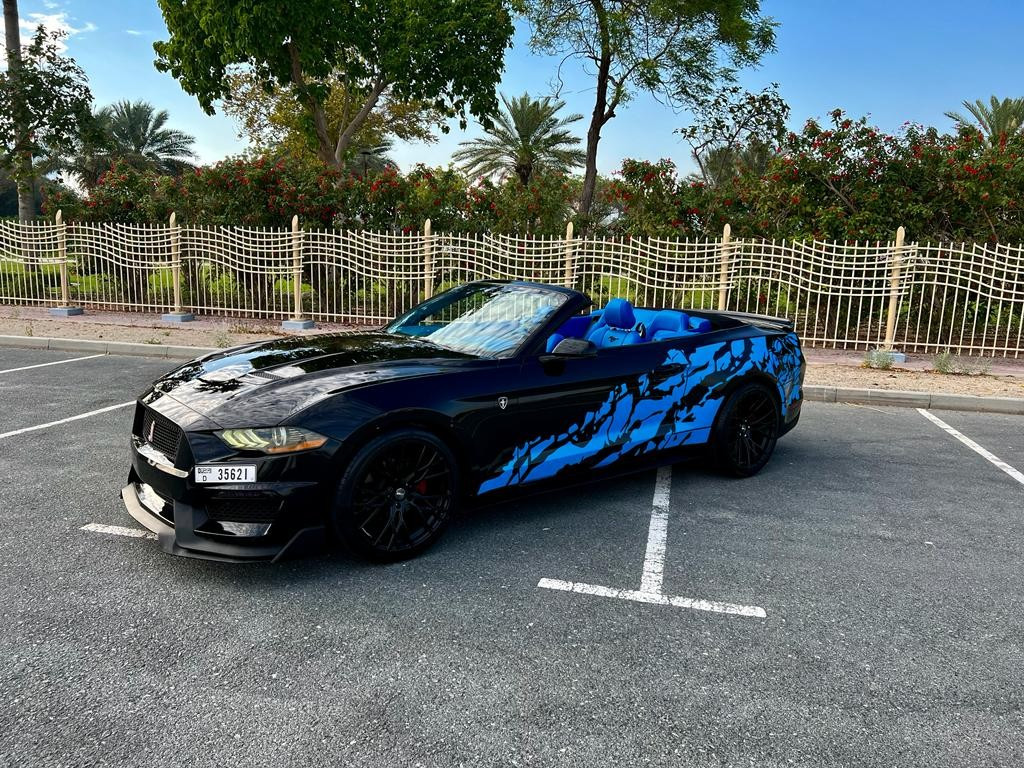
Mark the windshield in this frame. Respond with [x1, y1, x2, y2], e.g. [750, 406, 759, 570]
[386, 283, 567, 358]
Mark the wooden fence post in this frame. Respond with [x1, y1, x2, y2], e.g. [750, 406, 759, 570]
[160, 212, 193, 322]
[563, 221, 575, 288]
[422, 218, 434, 300]
[717, 223, 732, 311]
[49, 209, 82, 316]
[282, 214, 314, 330]
[883, 226, 906, 352]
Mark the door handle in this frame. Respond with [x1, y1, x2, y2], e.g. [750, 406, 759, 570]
[655, 363, 686, 374]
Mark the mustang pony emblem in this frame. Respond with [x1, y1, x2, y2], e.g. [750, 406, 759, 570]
[497, 396, 509, 410]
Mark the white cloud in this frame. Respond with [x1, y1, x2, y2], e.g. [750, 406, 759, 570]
[19, 11, 96, 49]
[1, 10, 96, 65]
[125, 29, 146, 36]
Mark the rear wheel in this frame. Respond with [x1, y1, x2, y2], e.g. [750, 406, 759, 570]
[333, 429, 458, 560]
[710, 382, 780, 477]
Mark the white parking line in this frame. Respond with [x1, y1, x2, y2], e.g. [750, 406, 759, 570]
[0, 354, 104, 375]
[537, 465, 768, 618]
[639, 466, 672, 594]
[538, 579, 767, 618]
[917, 408, 1024, 486]
[0, 401, 134, 440]
[81, 523, 156, 540]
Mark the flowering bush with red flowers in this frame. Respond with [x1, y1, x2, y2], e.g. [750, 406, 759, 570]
[47, 113, 1024, 243]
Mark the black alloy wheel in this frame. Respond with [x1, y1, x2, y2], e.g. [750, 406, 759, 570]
[710, 382, 780, 477]
[334, 429, 458, 560]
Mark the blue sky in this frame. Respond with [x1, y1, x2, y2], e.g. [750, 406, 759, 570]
[14, 0, 1024, 174]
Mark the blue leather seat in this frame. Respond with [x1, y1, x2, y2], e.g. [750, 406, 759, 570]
[586, 298, 643, 347]
[688, 316, 712, 333]
[649, 310, 690, 341]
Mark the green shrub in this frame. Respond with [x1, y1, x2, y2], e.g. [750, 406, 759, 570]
[864, 348, 895, 369]
[933, 350, 991, 375]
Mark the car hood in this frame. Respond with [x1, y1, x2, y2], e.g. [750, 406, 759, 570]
[146, 331, 476, 427]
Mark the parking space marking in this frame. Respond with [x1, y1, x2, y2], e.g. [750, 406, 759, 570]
[81, 523, 156, 539]
[537, 465, 768, 618]
[0, 354, 104, 375]
[918, 408, 1024, 486]
[81, 523, 155, 539]
[537, 579, 767, 618]
[639, 466, 672, 594]
[0, 401, 134, 440]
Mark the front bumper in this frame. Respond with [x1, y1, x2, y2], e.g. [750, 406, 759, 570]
[122, 476, 327, 562]
[123, 400, 336, 562]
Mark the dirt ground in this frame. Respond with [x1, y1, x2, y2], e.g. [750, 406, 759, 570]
[803, 364, 1024, 398]
[2, 305, 1023, 399]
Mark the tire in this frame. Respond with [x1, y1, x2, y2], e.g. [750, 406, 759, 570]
[332, 428, 459, 561]
[709, 381, 781, 478]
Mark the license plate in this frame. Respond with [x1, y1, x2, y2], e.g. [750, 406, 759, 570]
[194, 464, 257, 483]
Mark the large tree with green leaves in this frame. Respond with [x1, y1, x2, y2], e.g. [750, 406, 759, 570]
[221, 70, 440, 169]
[1, 0, 91, 219]
[518, 0, 775, 225]
[453, 92, 585, 185]
[945, 96, 1024, 145]
[154, 0, 514, 174]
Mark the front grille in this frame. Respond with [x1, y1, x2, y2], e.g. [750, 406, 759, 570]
[141, 407, 183, 459]
[206, 498, 281, 525]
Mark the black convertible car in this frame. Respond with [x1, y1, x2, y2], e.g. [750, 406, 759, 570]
[122, 280, 805, 562]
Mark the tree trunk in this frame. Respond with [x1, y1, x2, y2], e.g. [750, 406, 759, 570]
[579, 53, 611, 226]
[579, 0, 612, 228]
[4, 0, 34, 220]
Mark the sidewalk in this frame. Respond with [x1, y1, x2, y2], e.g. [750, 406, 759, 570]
[2, 304, 1023, 401]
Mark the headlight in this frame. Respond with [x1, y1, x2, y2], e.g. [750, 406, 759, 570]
[216, 426, 328, 454]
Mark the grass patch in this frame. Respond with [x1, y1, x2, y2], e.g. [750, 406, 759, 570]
[932, 350, 991, 375]
[863, 348, 895, 370]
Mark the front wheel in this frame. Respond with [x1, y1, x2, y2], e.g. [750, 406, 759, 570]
[709, 382, 780, 478]
[333, 429, 458, 561]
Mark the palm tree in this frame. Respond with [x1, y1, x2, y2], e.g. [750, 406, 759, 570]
[453, 92, 585, 185]
[945, 96, 1024, 144]
[694, 140, 774, 187]
[72, 100, 197, 187]
[345, 140, 397, 177]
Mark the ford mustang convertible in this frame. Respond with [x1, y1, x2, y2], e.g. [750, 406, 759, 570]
[122, 280, 805, 562]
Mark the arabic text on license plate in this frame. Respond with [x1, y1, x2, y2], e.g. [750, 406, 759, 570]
[195, 464, 257, 483]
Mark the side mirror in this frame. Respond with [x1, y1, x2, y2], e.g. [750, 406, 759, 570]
[540, 337, 598, 363]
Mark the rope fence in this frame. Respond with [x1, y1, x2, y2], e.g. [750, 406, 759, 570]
[2, 214, 1023, 357]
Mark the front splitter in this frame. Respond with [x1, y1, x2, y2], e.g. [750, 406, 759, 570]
[120, 482, 327, 563]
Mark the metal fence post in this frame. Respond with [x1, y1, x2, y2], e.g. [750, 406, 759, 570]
[563, 221, 575, 288]
[422, 218, 434, 300]
[717, 223, 732, 311]
[49, 209, 83, 317]
[161, 211, 194, 322]
[882, 226, 906, 355]
[282, 214, 314, 330]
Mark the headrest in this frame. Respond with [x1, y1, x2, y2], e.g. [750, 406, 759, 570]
[649, 310, 683, 334]
[689, 316, 712, 332]
[602, 298, 636, 329]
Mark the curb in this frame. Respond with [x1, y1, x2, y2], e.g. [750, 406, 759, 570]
[804, 385, 1024, 415]
[0, 334, 216, 360]
[2, 335, 1022, 416]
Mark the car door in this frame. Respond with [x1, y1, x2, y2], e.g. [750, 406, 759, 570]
[478, 340, 674, 492]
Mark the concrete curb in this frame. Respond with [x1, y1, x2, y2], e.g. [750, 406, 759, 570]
[0, 334, 215, 360]
[804, 385, 1024, 415]
[2, 334, 1022, 415]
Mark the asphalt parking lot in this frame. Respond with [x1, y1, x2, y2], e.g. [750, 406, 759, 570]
[1, 346, 1022, 768]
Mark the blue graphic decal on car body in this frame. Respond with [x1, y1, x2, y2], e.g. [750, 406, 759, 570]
[478, 332, 803, 493]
